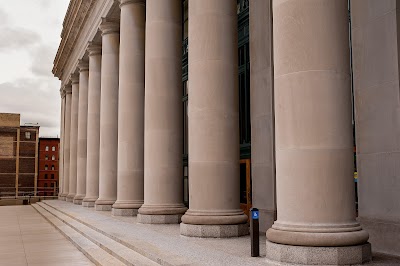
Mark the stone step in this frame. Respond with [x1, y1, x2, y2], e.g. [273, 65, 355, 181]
[33, 202, 159, 266]
[40, 201, 193, 266]
[32, 203, 126, 266]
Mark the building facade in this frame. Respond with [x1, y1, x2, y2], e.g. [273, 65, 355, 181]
[53, 0, 400, 264]
[38, 138, 60, 196]
[0, 113, 39, 197]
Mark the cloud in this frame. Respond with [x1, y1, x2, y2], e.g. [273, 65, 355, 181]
[0, 7, 8, 25]
[0, 27, 41, 52]
[0, 78, 60, 136]
[30, 44, 57, 77]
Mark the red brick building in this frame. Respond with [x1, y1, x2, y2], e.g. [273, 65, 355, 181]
[38, 138, 60, 196]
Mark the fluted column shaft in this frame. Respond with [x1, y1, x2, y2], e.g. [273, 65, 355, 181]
[95, 20, 120, 211]
[266, 0, 368, 248]
[83, 43, 102, 207]
[137, 0, 187, 223]
[66, 75, 79, 202]
[180, 0, 247, 238]
[58, 90, 65, 198]
[74, 60, 89, 204]
[112, 0, 145, 216]
[60, 86, 72, 200]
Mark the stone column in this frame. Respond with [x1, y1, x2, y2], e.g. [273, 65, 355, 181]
[265, 1, 370, 265]
[112, 0, 145, 216]
[66, 74, 79, 202]
[74, 60, 89, 205]
[249, 0, 276, 232]
[83, 43, 102, 207]
[58, 88, 65, 199]
[60, 85, 71, 200]
[180, 0, 248, 238]
[95, 19, 120, 211]
[137, 0, 187, 223]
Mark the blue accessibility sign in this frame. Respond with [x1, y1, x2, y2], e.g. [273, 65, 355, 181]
[251, 208, 259, 220]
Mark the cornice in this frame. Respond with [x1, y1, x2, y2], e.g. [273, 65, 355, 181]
[58, 0, 116, 87]
[53, 0, 97, 79]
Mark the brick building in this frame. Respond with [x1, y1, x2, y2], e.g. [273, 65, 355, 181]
[38, 138, 60, 196]
[0, 113, 39, 196]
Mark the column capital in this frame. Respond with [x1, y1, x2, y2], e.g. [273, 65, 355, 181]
[60, 87, 66, 98]
[119, 0, 145, 8]
[99, 18, 120, 36]
[64, 85, 72, 94]
[78, 59, 89, 72]
[87, 42, 102, 56]
[70, 73, 79, 84]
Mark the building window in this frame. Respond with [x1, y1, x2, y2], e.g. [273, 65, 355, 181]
[25, 132, 31, 139]
[51, 183, 55, 187]
[45, 174, 48, 179]
[52, 155, 55, 160]
[45, 155, 48, 160]
[44, 183, 48, 187]
[52, 146, 56, 151]
[45, 146, 49, 151]
[51, 165, 55, 170]
[51, 174, 54, 179]
[45, 165, 48, 170]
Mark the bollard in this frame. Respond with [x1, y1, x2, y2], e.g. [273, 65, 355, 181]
[250, 207, 260, 257]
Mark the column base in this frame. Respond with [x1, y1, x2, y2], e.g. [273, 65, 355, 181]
[58, 196, 66, 201]
[66, 194, 75, 202]
[73, 194, 85, 205]
[82, 201, 95, 207]
[73, 199, 83, 205]
[265, 240, 371, 265]
[112, 208, 138, 216]
[137, 214, 182, 224]
[180, 223, 249, 238]
[95, 204, 112, 211]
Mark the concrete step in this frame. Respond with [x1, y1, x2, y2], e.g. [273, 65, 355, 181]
[33, 202, 159, 266]
[32, 203, 126, 266]
[40, 201, 193, 266]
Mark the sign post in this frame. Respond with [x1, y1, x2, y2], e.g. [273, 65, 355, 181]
[250, 207, 259, 257]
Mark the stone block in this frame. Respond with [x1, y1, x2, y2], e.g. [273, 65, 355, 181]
[95, 204, 112, 211]
[137, 214, 181, 224]
[112, 208, 138, 216]
[82, 201, 95, 207]
[180, 223, 249, 238]
[265, 240, 371, 265]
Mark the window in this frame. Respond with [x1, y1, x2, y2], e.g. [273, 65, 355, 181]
[51, 183, 55, 187]
[45, 146, 49, 151]
[51, 165, 55, 170]
[45, 174, 48, 179]
[52, 155, 55, 160]
[45, 155, 48, 160]
[51, 174, 54, 179]
[25, 132, 31, 139]
[44, 183, 48, 188]
[52, 146, 56, 151]
[45, 165, 48, 170]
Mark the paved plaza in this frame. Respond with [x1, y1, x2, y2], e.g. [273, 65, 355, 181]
[0, 205, 93, 266]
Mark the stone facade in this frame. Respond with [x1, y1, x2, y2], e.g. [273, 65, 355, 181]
[53, 0, 400, 264]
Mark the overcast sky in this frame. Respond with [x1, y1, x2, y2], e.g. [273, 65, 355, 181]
[0, 0, 69, 137]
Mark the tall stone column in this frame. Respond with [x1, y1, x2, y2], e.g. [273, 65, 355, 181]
[66, 74, 79, 202]
[58, 89, 65, 199]
[60, 85, 71, 200]
[112, 0, 145, 216]
[180, 0, 248, 238]
[137, 0, 187, 223]
[74, 60, 89, 205]
[83, 43, 102, 207]
[265, 1, 370, 265]
[95, 19, 120, 211]
[249, 0, 276, 232]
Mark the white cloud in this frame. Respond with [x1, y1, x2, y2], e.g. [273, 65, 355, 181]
[0, 27, 41, 52]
